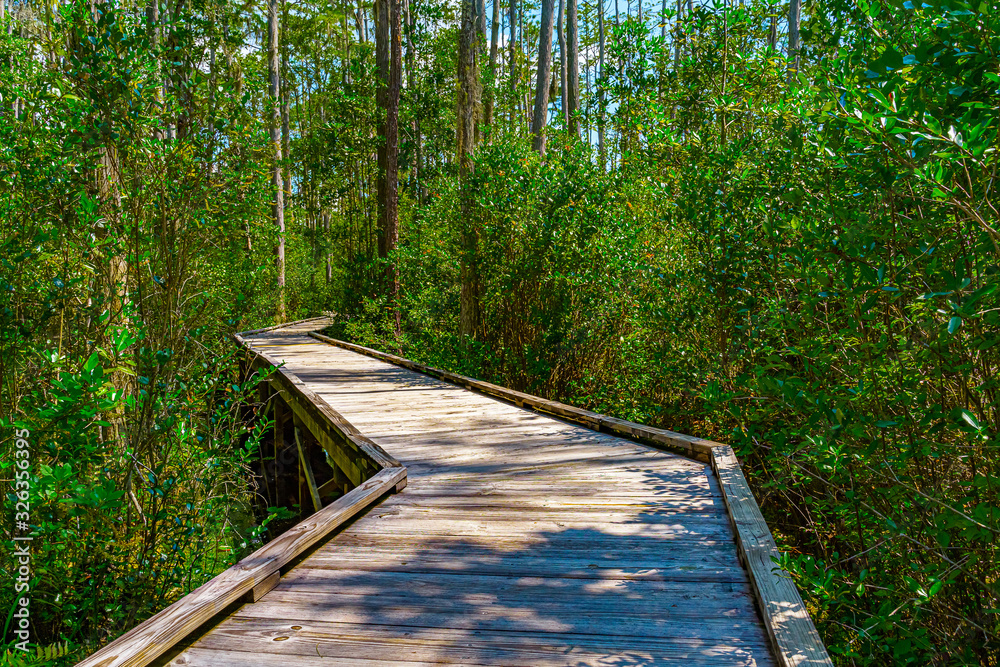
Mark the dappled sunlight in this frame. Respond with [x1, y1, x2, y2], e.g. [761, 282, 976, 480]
[166, 333, 775, 665]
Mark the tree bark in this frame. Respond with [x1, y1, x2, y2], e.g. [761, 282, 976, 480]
[405, 0, 421, 202]
[356, 0, 367, 42]
[484, 0, 501, 130]
[376, 0, 389, 264]
[281, 16, 291, 209]
[458, 0, 480, 338]
[598, 0, 606, 166]
[557, 0, 567, 126]
[388, 0, 402, 333]
[566, 0, 579, 136]
[768, 8, 777, 51]
[476, 0, 487, 47]
[508, 0, 517, 122]
[268, 0, 286, 321]
[787, 0, 800, 81]
[530, 0, 556, 155]
[375, 0, 401, 332]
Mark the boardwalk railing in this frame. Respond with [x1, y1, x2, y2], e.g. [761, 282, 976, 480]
[75, 318, 405, 667]
[308, 330, 833, 667]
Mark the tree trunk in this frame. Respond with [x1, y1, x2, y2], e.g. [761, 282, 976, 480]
[768, 7, 777, 51]
[787, 0, 800, 80]
[484, 0, 501, 130]
[375, 0, 401, 332]
[566, 0, 579, 136]
[376, 0, 389, 271]
[405, 0, 421, 203]
[458, 0, 480, 338]
[477, 0, 487, 47]
[557, 0, 567, 126]
[281, 62, 291, 210]
[268, 0, 286, 321]
[356, 0, 367, 42]
[598, 0, 606, 166]
[387, 0, 402, 333]
[508, 0, 517, 122]
[530, 0, 556, 155]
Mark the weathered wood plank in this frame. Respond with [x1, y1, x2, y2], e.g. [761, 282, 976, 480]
[712, 445, 833, 667]
[243, 570, 280, 603]
[181, 617, 770, 666]
[238, 336, 400, 472]
[238, 595, 768, 640]
[296, 551, 750, 583]
[275, 566, 756, 602]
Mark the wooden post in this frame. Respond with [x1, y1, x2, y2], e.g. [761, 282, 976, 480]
[273, 390, 286, 459]
[295, 426, 323, 513]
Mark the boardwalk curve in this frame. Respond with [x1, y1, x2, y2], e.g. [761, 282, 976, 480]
[78, 318, 831, 667]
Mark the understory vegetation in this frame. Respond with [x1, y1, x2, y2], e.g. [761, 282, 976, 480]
[1, 0, 998, 663]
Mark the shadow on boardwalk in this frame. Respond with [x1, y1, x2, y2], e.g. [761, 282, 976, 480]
[178, 488, 772, 665]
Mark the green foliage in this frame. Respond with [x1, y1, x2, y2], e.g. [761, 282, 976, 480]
[0, 0, 279, 659]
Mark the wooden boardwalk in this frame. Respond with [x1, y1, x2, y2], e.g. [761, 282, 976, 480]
[173, 319, 776, 666]
[79, 318, 830, 667]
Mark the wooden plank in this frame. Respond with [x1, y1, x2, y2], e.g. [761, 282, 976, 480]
[236, 315, 333, 338]
[238, 335, 400, 472]
[182, 617, 771, 666]
[254, 589, 760, 634]
[298, 552, 749, 584]
[238, 595, 768, 640]
[165, 646, 467, 667]
[243, 570, 280, 603]
[277, 565, 753, 597]
[711, 446, 833, 667]
[76, 466, 405, 667]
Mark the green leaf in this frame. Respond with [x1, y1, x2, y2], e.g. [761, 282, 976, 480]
[947, 316, 962, 334]
[83, 351, 100, 373]
[960, 410, 982, 431]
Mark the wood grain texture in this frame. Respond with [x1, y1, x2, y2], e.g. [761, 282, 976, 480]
[178, 617, 770, 666]
[712, 445, 833, 666]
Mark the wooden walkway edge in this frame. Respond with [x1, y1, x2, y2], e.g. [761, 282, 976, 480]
[75, 317, 832, 667]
